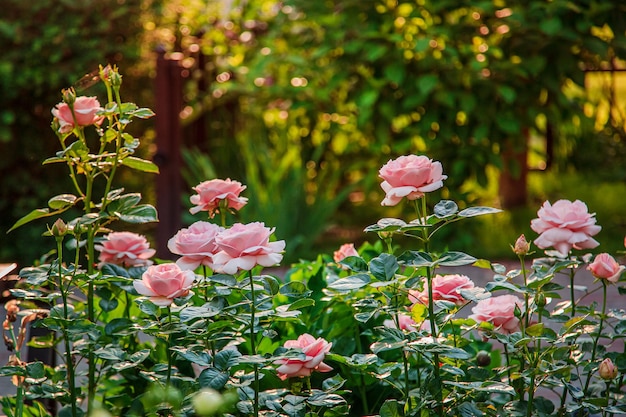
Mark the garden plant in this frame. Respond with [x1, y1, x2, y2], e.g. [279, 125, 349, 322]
[2, 66, 626, 417]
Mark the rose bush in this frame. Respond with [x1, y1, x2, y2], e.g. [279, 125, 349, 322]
[3, 66, 626, 417]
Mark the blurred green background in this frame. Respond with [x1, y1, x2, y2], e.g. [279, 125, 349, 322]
[1, 0, 626, 267]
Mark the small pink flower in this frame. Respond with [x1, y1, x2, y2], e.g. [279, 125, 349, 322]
[333, 243, 359, 263]
[189, 179, 248, 217]
[530, 199, 601, 255]
[275, 334, 333, 380]
[168, 221, 224, 271]
[588, 253, 624, 283]
[378, 155, 447, 206]
[469, 295, 524, 334]
[599, 358, 618, 380]
[409, 274, 475, 306]
[95, 232, 156, 268]
[51, 96, 104, 134]
[212, 222, 285, 275]
[133, 263, 195, 306]
[383, 314, 420, 332]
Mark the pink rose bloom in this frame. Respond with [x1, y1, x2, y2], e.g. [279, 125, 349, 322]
[52, 96, 104, 134]
[168, 221, 225, 271]
[469, 295, 524, 334]
[378, 155, 447, 206]
[95, 232, 156, 268]
[189, 179, 248, 217]
[275, 334, 333, 380]
[588, 253, 624, 283]
[530, 199, 601, 255]
[333, 243, 359, 263]
[133, 263, 195, 306]
[383, 313, 419, 332]
[409, 274, 475, 306]
[212, 222, 286, 275]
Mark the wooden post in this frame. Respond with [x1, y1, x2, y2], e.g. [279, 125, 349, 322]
[154, 49, 184, 259]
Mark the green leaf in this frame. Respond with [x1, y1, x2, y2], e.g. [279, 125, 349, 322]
[199, 367, 229, 390]
[398, 251, 434, 267]
[369, 253, 399, 281]
[48, 194, 78, 209]
[287, 298, 315, 311]
[327, 274, 370, 291]
[457, 206, 502, 218]
[339, 256, 369, 272]
[101, 263, 131, 278]
[107, 193, 141, 214]
[171, 348, 212, 367]
[280, 281, 311, 298]
[179, 305, 221, 322]
[105, 318, 135, 336]
[120, 156, 160, 174]
[8, 208, 64, 232]
[434, 200, 458, 218]
[416, 74, 439, 96]
[214, 349, 242, 370]
[129, 107, 155, 119]
[262, 275, 280, 295]
[380, 399, 402, 417]
[117, 204, 158, 223]
[498, 85, 517, 104]
[437, 252, 477, 267]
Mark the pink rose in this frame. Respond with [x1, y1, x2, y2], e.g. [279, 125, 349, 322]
[51, 96, 104, 134]
[95, 232, 156, 268]
[378, 155, 447, 206]
[333, 243, 359, 263]
[383, 314, 420, 332]
[409, 274, 475, 306]
[168, 221, 225, 271]
[588, 253, 624, 283]
[133, 263, 195, 306]
[469, 295, 524, 334]
[189, 179, 248, 217]
[212, 222, 285, 275]
[275, 334, 333, 380]
[530, 199, 601, 255]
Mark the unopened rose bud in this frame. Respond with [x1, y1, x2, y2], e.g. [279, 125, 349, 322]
[476, 350, 491, 367]
[192, 388, 225, 416]
[5, 300, 19, 323]
[599, 358, 618, 380]
[513, 234, 530, 256]
[109, 69, 122, 88]
[62, 88, 76, 105]
[535, 293, 547, 308]
[51, 219, 68, 237]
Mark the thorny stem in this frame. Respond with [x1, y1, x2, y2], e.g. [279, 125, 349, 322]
[166, 307, 172, 387]
[57, 237, 78, 417]
[584, 280, 608, 394]
[249, 270, 260, 417]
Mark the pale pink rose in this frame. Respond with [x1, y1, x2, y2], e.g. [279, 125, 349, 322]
[469, 295, 524, 334]
[133, 263, 195, 306]
[409, 274, 475, 306]
[333, 243, 359, 263]
[189, 179, 248, 217]
[212, 222, 285, 275]
[588, 253, 624, 283]
[378, 155, 447, 206]
[275, 334, 333, 380]
[168, 221, 225, 271]
[383, 314, 419, 332]
[530, 199, 601, 255]
[95, 232, 156, 268]
[51, 96, 104, 134]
